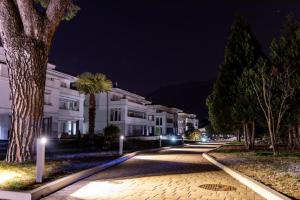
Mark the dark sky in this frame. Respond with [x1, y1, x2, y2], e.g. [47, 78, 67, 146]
[50, 0, 300, 96]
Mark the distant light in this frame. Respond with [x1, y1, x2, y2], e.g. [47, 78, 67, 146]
[201, 138, 207, 142]
[171, 137, 176, 142]
[120, 135, 125, 140]
[40, 137, 47, 144]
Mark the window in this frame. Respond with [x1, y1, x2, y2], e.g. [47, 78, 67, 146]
[42, 117, 52, 135]
[111, 95, 122, 101]
[148, 126, 154, 136]
[156, 117, 163, 126]
[128, 125, 147, 136]
[127, 110, 146, 119]
[166, 118, 173, 124]
[44, 93, 52, 105]
[60, 82, 67, 88]
[148, 115, 154, 121]
[110, 108, 121, 121]
[62, 120, 78, 135]
[59, 99, 79, 111]
[167, 128, 174, 134]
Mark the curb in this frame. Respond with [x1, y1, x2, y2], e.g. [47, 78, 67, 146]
[0, 146, 173, 200]
[202, 153, 291, 200]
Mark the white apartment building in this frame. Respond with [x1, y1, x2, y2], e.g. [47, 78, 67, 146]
[84, 88, 156, 137]
[178, 112, 199, 134]
[147, 105, 182, 136]
[0, 47, 85, 140]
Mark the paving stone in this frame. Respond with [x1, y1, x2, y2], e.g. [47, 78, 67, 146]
[42, 147, 264, 200]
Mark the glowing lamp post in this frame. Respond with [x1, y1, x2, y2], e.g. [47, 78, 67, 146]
[119, 135, 124, 156]
[159, 135, 162, 148]
[171, 136, 176, 142]
[36, 137, 47, 183]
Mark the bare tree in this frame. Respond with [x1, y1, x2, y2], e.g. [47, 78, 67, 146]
[251, 60, 294, 155]
[0, 0, 79, 163]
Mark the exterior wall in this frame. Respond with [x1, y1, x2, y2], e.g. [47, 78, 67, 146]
[148, 105, 182, 136]
[0, 48, 84, 140]
[178, 113, 199, 134]
[85, 88, 155, 137]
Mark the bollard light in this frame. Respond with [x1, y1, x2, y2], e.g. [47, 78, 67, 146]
[119, 135, 124, 156]
[171, 137, 176, 142]
[159, 135, 162, 148]
[40, 137, 47, 144]
[36, 137, 47, 183]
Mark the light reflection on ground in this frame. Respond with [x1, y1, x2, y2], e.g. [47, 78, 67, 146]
[0, 171, 19, 184]
[71, 181, 129, 199]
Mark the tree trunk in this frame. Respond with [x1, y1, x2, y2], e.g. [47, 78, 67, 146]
[5, 38, 48, 163]
[298, 125, 300, 145]
[250, 121, 255, 150]
[88, 93, 96, 137]
[243, 122, 249, 148]
[245, 123, 252, 150]
[293, 125, 299, 147]
[237, 128, 240, 142]
[288, 125, 293, 149]
[266, 119, 278, 155]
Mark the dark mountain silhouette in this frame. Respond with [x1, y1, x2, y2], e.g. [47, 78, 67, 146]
[147, 81, 214, 120]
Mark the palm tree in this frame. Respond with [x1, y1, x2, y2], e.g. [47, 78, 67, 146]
[75, 72, 112, 139]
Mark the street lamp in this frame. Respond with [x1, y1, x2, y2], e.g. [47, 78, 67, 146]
[36, 137, 47, 183]
[119, 135, 124, 156]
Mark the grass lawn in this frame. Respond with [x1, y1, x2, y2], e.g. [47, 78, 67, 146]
[209, 145, 300, 200]
[0, 155, 118, 191]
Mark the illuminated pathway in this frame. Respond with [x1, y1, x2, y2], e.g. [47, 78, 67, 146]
[43, 145, 264, 200]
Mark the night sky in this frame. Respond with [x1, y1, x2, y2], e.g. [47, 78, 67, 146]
[50, 1, 300, 96]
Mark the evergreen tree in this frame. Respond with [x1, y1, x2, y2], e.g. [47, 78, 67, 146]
[207, 15, 262, 145]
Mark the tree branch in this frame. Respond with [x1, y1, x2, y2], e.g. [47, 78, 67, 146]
[0, 0, 22, 47]
[15, 0, 43, 38]
[44, 0, 70, 44]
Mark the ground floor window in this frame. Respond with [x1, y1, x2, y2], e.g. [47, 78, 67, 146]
[148, 126, 154, 136]
[128, 125, 147, 136]
[62, 120, 79, 135]
[42, 117, 52, 136]
[167, 128, 174, 135]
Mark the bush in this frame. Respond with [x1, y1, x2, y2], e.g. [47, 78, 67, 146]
[104, 125, 121, 144]
[185, 130, 201, 141]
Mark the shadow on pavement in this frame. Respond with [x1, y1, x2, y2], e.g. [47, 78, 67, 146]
[86, 147, 221, 181]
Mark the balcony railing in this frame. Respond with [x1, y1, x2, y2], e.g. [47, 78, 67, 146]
[59, 105, 79, 111]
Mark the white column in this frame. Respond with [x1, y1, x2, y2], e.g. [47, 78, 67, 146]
[119, 135, 124, 155]
[36, 138, 47, 183]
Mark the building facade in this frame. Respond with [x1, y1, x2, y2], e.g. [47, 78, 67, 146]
[83, 87, 200, 138]
[178, 112, 199, 135]
[147, 105, 182, 136]
[0, 47, 85, 140]
[83, 88, 156, 137]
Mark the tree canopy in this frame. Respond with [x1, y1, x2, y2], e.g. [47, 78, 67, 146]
[207, 15, 262, 135]
[75, 72, 113, 95]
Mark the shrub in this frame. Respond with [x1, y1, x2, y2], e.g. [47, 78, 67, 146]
[185, 130, 201, 141]
[104, 125, 121, 144]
